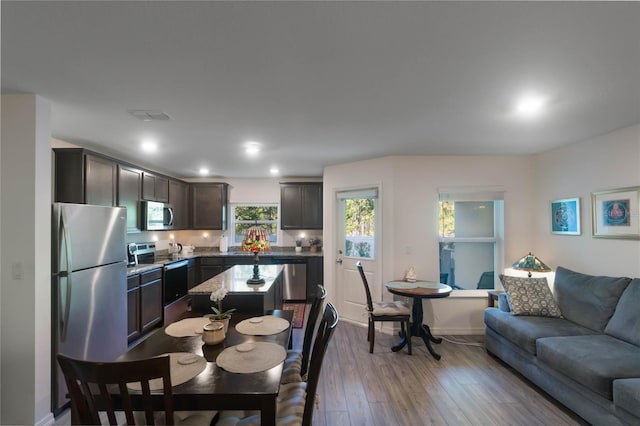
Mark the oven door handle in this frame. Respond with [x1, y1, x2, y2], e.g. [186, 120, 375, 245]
[164, 260, 189, 271]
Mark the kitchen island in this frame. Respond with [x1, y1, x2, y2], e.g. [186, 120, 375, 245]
[189, 265, 284, 315]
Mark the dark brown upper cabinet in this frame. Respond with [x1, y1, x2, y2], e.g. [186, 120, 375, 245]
[280, 182, 323, 230]
[142, 172, 169, 202]
[54, 148, 116, 206]
[169, 179, 190, 230]
[117, 165, 142, 233]
[191, 183, 228, 230]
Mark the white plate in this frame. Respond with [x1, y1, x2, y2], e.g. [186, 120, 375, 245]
[249, 317, 264, 324]
[236, 343, 256, 352]
[177, 354, 201, 365]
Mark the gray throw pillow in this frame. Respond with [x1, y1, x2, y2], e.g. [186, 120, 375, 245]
[500, 274, 562, 317]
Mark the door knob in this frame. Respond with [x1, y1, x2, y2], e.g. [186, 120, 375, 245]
[336, 258, 343, 264]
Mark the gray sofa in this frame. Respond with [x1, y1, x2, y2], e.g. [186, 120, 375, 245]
[484, 266, 640, 425]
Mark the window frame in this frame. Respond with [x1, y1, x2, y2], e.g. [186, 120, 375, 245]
[229, 203, 280, 247]
[437, 194, 504, 295]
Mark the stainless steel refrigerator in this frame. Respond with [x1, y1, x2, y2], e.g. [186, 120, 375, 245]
[51, 203, 128, 413]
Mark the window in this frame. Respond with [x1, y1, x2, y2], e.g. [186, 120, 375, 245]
[337, 188, 377, 259]
[438, 188, 504, 291]
[229, 204, 279, 246]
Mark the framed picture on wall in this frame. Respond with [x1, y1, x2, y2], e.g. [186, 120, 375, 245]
[551, 197, 581, 235]
[591, 186, 640, 239]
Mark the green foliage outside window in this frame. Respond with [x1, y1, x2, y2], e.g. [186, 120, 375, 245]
[235, 206, 278, 221]
[439, 201, 455, 237]
[233, 205, 278, 244]
[345, 199, 374, 236]
[344, 198, 375, 258]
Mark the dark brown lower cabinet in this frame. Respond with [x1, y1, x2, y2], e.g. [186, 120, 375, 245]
[187, 259, 196, 289]
[306, 257, 324, 301]
[127, 275, 141, 342]
[128, 268, 163, 343]
[198, 257, 228, 283]
[140, 269, 163, 334]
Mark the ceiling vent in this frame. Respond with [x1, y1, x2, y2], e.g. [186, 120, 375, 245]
[128, 110, 171, 121]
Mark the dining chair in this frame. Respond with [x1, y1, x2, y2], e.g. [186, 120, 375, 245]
[356, 261, 412, 354]
[476, 271, 495, 289]
[281, 284, 327, 384]
[56, 354, 217, 425]
[216, 303, 339, 426]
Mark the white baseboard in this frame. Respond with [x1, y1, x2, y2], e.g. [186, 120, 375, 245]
[35, 412, 55, 426]
[339, 318, 485, 336]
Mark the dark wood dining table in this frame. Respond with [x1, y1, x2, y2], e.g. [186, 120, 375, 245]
[117, 309, 293, 426]
[384, 280, 452, 360]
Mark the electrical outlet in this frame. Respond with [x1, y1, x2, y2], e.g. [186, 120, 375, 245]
[12, 262, 23, 280]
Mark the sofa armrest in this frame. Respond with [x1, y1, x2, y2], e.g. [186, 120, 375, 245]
[498, 293, 511, 312]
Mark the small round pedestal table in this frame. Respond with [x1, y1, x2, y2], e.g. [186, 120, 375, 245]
[384, 280, 452, 360]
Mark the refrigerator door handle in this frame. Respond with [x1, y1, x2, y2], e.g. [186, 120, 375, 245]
[58, 208, 72, 341]
[59, 275, 71, 341]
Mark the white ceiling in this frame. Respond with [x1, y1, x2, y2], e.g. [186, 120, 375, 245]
[2, 1, 639, 179]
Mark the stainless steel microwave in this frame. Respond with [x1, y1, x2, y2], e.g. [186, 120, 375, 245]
[141, 201, 174, 230]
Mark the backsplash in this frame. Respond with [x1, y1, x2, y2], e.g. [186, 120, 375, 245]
[126, 229, 323, 251]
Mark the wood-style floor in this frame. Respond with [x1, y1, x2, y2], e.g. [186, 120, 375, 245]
[307, 320, 587, 426]
[55, 317, 587, 425]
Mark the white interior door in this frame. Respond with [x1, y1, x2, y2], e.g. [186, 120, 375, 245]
[335, 188, 379, 325]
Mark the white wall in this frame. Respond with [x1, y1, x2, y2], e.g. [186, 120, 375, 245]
[324, 126, 640, 334]
[325, 154, 536, 334]
[1, 95, 53, 425]
[533, 125, 640, 277]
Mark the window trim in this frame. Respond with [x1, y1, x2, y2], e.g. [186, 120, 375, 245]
[229, 203, 280, 247]
[438, 197, 504, 292]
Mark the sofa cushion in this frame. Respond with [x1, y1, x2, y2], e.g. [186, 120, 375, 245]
[613, 378, 640, 418]
[605, 278, 640, 347]
[537, 334, 640, 400]
[484, 308, 597, 355]
[500, 275, 561, 317]
[554, 266, 631, 332]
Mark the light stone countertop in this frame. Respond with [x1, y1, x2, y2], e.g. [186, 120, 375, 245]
[188, 264, 284, 295]
[126, 263, 165, 276]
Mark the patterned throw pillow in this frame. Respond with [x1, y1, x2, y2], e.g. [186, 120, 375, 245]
[499, 275, 562, 317]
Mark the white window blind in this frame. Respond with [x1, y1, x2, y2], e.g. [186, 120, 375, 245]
[438, 186, 505, 201]
[336, 188, 378, 200]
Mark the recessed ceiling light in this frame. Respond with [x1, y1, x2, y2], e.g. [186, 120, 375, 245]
[199, 168, 209, 176]
[515, 94, 546, 118]
[270, 167, 279, 175]
[141, 140, 157, 153]
[245, 141, 261, 156]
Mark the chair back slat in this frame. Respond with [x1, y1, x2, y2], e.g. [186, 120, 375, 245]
[301, 285, 327, 377]
[356, 261, 374, 311]
[57, 354, 174, 425]
[303, 303, 339, 426]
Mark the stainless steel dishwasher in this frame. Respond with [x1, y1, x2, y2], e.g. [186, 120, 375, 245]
[282, 263, 307, 301]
